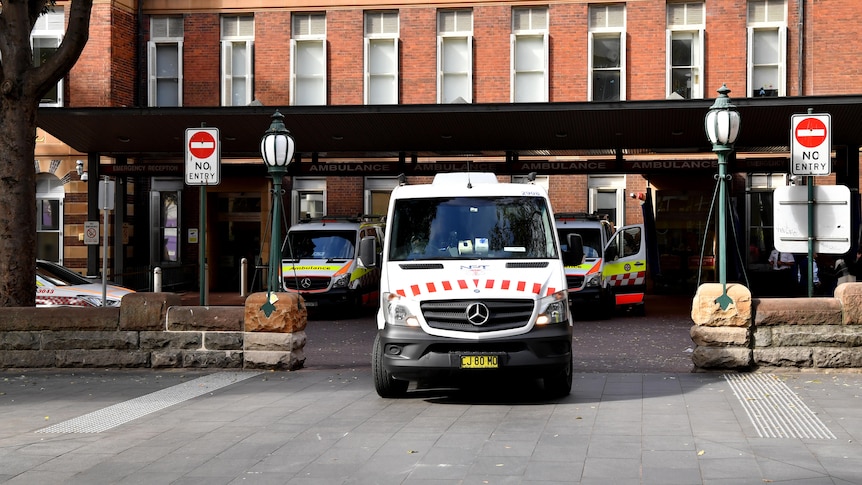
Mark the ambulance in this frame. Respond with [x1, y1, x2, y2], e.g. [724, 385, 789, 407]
[358, 173, 579, 398]
[555, 212, 647, 317]
[281, 216, 384, 309]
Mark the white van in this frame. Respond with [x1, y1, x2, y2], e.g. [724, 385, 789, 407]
[281, 216, 384, 309]
[359, 173, 579, 398]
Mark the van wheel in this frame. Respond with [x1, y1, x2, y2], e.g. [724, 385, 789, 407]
[372, 334, 409, 398]
[543, 359, 572, 398]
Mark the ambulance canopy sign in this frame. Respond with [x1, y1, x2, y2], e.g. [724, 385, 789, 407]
[790, 114, 831, 176]
[185, 127, 221, 185]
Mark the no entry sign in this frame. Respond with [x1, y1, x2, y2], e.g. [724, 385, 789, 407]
[790, 114, 831, 176]
[185, 127, 221, 185]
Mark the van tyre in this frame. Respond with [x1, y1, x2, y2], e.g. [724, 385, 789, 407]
[372, 334, 409, 398]
[543, 358, 573, 398]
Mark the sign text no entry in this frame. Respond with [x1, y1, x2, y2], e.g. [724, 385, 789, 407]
[185, 127, 221, 185]
[790, 113, 831, 176]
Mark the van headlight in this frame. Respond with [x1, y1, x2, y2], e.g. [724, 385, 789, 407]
[536, 290, 570, 325]
[332, 273, 350, 289]
[585, 273, 602, 288]
[382, 292, 420, 326]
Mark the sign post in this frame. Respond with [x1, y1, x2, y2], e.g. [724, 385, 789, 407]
[185, 127, 221, 305]
[789, 112, 833, 296]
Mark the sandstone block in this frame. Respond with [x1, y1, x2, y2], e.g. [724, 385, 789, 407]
[753, 297, 842, 326]
[243, 331, 307, 351]
[0, 350, 56, 367]
[204, 332, 244, 350]
[0, 307, 119, 331]
[119, 292, 181, 331]
[181, 350, 243, 368]
[771, 325, 862, 347]
[0, 331, 40, 350]
[56, 350, 150, 368]
[753, 348, 812, 367]
[812, 348, 856, 368]
[690, 325, 749, 347]
[243, 350, 306, 370]
[244, 293, 308, 333]
[692, 346, 752, 369]
[139, 331, 202, 350]
[151, 350, 184, 368]
[835, 283, 862, 325]
[753, 326, 772, 347]
[167, 306, 244, 332]
[691, 283, 751, 327]
[41, 330, 139, 350]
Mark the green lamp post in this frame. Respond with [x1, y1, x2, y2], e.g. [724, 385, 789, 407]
[259, 110, 295, 316]
[704, 84, 741, 310]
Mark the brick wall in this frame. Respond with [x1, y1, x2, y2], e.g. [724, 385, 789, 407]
[328, 10, 364, 105]
[183, 14, 221, 107]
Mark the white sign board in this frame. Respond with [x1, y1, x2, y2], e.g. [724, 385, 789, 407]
[773, 185, 851, 254]
[84, 221, 99, 245]
[185, 127, 221, 185]
[790, 113, 831, 176]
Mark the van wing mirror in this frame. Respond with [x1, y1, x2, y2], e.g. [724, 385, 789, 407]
[357, 236, 377, 268]
[563, 233, 585, 266]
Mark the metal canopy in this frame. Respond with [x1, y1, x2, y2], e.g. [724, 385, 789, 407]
[37, 94, 862, 160]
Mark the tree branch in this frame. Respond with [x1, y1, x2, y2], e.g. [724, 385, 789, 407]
[25, 0, 93, 100]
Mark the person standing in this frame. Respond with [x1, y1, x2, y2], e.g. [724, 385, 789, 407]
[768, 248, 796, 295]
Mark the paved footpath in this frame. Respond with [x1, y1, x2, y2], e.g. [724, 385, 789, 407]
[2, 366, 861, 484]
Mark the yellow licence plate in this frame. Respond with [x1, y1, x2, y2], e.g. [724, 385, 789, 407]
[460, 355, 499, 369]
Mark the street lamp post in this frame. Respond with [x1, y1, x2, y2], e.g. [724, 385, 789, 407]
[704, 84, 741, 310]
[259, 110, 295, 316]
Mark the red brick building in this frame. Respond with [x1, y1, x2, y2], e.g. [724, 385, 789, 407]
[35, 0, 862, 296]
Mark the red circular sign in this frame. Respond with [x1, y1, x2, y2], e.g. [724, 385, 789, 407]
[795, 117, 827, 148]
[189, 131, 216, 159]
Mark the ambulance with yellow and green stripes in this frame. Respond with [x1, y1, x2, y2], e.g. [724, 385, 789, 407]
[555, 212, 647, 317]
[281, 216, 384, 309]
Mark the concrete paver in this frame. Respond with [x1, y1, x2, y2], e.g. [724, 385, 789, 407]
[2, 367, 862, 484]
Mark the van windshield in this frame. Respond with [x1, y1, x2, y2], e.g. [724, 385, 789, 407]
[389, 196, 558, 261]
[285, 230, 355, 260]
[558, 228, 603, 259]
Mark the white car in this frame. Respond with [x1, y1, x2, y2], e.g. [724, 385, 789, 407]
[36, 260, 135, 307]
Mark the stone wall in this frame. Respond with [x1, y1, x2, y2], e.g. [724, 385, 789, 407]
[0, 292, 306, 370]
[691, 282, 862, 371]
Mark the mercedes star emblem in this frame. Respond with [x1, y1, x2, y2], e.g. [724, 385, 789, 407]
[465, 302, 490, 326]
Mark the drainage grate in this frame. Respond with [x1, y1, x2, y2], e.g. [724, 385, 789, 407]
[724, 373, 836, 439]
[36, 371, 262, 434]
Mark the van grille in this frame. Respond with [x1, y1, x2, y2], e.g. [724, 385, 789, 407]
[283, 276, 330, 291]
[421, 299, 534, 332]
[566, 275, 584, 288]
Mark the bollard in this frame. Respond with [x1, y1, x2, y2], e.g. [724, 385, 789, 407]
[153, 266, 162, 292]
[240, 257, 248, 297]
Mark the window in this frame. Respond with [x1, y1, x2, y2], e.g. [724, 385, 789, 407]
[291, 13, 327, 106]
[364, 11, 399, 105]
[292, 178, 326, 225]
[666, 3, 704, 99]
[221, 15, 254, 106]
[588, 175, 625, 226]
[748, 0, 786, 97]
[511, 7, 548, 103]
[148, 16, 183, 107]
[589, 4, 626, 101]
[150, 179, 183, 265]
[36, 174, 64, 262]
[32, 7, 64, 106]
[364, 177, 398, 216]
[438, 10, 473, 104]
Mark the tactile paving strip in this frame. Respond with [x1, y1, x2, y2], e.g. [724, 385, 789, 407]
[36, 371, 262, 434]
[724, 373, 836, 439]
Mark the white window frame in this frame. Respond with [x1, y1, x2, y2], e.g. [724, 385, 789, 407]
[292, 177, 327, 225]
[588, 175, 626, 225]
[31, 7, 65, 107]
[747, 0, 787, 97]
[148, 16, 184, 107]
[364, 176, 399, 216]
[364, 11, 399, 105]
[221, 16, 255, 107]
[290, 13, 327, 106]
[510, 7, 548, 103]
[437, 10, 473, 104]
[666, 3, 704, 100]
[36, 174, 65, 264]
[588, 4, 626, 102]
